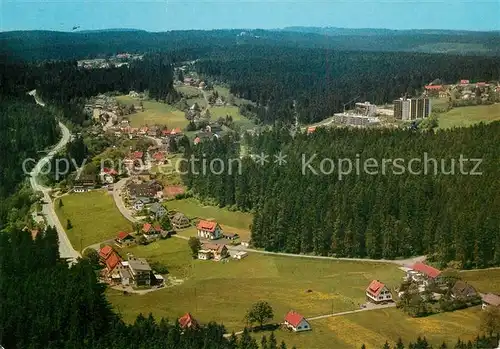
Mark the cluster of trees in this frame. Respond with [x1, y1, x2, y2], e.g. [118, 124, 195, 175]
[364, 335, 500, 349]
[0, 96, 58, 229]
[195, 46, 500, 124]
[183, 123, 500, 268]
[0, 227, 294, 349]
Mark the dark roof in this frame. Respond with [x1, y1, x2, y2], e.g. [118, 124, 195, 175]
[451, 281, 477, 298]
[149, 203, 165, 213]
[172, 212, 189, 223]
[128, 183, 157, 198]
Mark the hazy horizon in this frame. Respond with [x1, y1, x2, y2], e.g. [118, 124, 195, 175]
[1, 0, 499, 32]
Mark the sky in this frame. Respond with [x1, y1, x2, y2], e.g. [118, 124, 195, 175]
[1, 0, 499, 32]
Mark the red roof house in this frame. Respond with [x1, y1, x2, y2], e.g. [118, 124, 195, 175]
[196, 220, 223, 240]
[410, 262, 441, 279]
[99, 245, 113, 260]
[132, 151, 144, 160]
[103, 168, 118, 176]
[424, 85, 443, 90]
[178, 313, 199, 329]
[307, 126, 316, 134]
[105, 252, 121, 272]
[161, 129, 171, 136]
[366, 280, 392, 303]
[460, 79, 470, 85]
[193, 137, 201, 145]
[153, 152, 165, 162]
[142, 223, 162, 234]
[283, 311, 311, 332]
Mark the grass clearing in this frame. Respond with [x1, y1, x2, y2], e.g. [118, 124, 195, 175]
[210, 106, 256, 130]
[264, 307, 482, 349]
[165, 198, 253, 231]
[115, 95, 188, 129]
[437, 104, 500, 129]
[176, 85, 203, 98]
[461, 268, 500, 293]
[108, 237, 404, 331]
[55, 190, 133, 249]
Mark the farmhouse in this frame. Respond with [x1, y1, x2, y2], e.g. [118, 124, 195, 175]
[133, 198, 149, 211]
[406, 262, 441, 286]
[116, 231, 135, 246]
[128, 181, 163, 200]
[451, 280, 477, 300]
[98, 246, 122, 278]
[196, 220, 223, 240]
[283, 311, 311, 332]
[179, 313, 199, 329]
[366, 280, 393, 303]
[99, 245, 114, 261]
[149, 202, 167, 219]
[73, 175, 97, 193]
[142, 223, 163, 241]
[197, 249, 213, 260]
[171, 212, 190, 229]
[200, 243, 229, 261]
[482, 293, 500, 310]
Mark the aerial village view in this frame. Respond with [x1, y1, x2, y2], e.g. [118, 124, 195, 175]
[1, 2, 500, 348]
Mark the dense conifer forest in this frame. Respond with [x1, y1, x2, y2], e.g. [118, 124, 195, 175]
[184, 124, 500, 268]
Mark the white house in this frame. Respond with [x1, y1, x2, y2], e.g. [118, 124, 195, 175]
[283, 311, 311, 332]
[196, 220, 223, 240]
[133, 199, 146, 211]
[366, 280, 393, 303]
[406, 262, 441, 287]
[232, 251, 248, 260]
[197, 250, 213, 260]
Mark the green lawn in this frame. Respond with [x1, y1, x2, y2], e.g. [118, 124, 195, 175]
[264, 307, 482, 349]
[437, 104, 500, 129]
[461, 268, 500, 294]
[165, 198, 253, 240]
[115, 95, 188, 129]
[55, 190, 133, 250]
[210, 106, 256, 131]
[176, 85, 203, 98]
[108, 237, 404, 332]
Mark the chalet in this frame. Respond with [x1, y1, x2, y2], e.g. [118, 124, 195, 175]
[451, 280, 477, 300]
[201, 243, 229, 261]
[73, 175, 97, 193]
[171, 212, 190, 229]
[482, 293, 500, 310]
[98, 246, 122, 277]
[283, 311, 311, 332]
[133, 198, 148, 211]
[366, 280, 393, 303]
[142, 223, 163, 235]
[224, 233, 239, 240]
[99, 245, 114, 261]
[196, 220, 223, 240]
[116, 231, 135, 246]
[406, 262, 441, 286]
[198, 249, 213, 260]
[179, 313, 199, 329]
[149, 203, 167, 219]
[127, 257, 152, 286]
[128, 182, 162, 199]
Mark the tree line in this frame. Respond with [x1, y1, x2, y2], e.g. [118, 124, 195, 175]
[183, 123, 500, 268]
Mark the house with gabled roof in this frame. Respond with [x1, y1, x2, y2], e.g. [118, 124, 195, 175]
[200, 243, 229, 261]
[196, 220, 223, 240]
[116, 232, 135, 246]
[171, 212, 190, 229]
[99, 245, 114, 261]
[482, 293, 500, 310]
[366, 280, 393, 303]
[149, 202, 167, 219]
[407, 262, 442, 286]
[178, 313, 199, 329]
[283, 311, 311, 332]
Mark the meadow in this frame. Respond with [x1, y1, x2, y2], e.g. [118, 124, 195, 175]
[115, 95, 188, 129]
[437, 104, 500, 129]
[210, 105, 256, 131]
[55, 190, 133, 249]
[108, 237, 404, 332]
[164, 198, 253, 240]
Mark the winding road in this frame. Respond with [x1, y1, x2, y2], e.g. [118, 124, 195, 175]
[29, 91, 80, 263]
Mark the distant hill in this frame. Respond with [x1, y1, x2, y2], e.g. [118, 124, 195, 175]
[1, 27, 499, 61]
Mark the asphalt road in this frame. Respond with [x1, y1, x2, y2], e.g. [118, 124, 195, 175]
[113, 178, 138, 223]
[28, 95, 80, 263]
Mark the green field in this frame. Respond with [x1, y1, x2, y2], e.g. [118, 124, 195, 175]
[461, 268, 500, 294]
[437, 104, 500, 129]
[108, 237, 404, 332]
[265, 307, 482, 349]
[165, 198, 253, 240]
[55, 190, 133, 249]
[115, 95, 188, 129]
[210, 106, 256, 130]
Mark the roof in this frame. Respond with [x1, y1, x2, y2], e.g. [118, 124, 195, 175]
[172, 212, 189, 223]
[153, 152, 165, 161]
[460, 79, 470, 84]
[193, 137, 201, 145]
[99, 245, 113, 259]
[307, 126, 316, 134]
[366, 280, 386, 297]
[142, 223, 152, 233]
[171, 127, 182, 134]
[119, 268, 131, 279]
[284, 311, 306, 328]
[102, 167, 118, 175]
[202, 243, 227, 253]
[483, 293, 500, 306]
[128, 258, 152, 272]
[149, 202, 165, 213]
[117, 231, 130, 240]
[410, 262, 441, 279]
[424, 85, 443, 90]
[451, 280, 477, 298]
[196, 220, 218, 232]
[132, 151, 143, 159]
[105, 252, 121, 271]
[179, 313, 198, 329]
